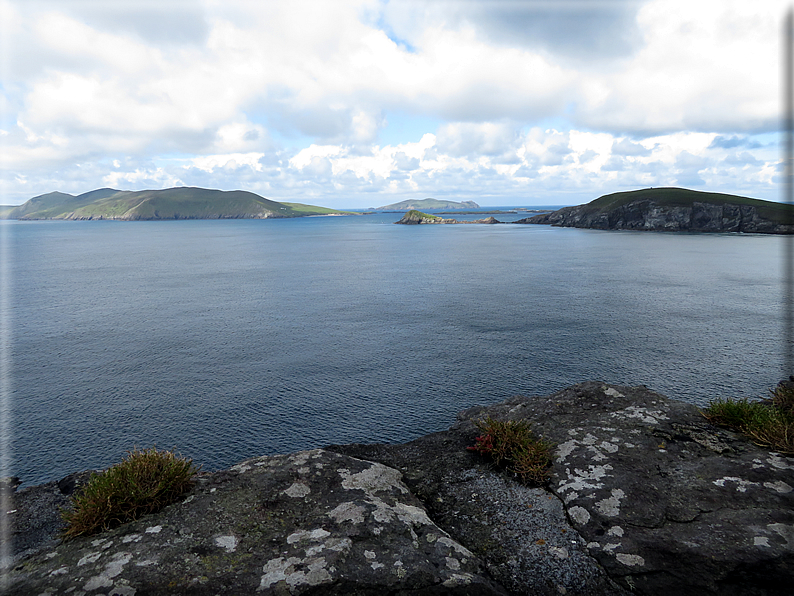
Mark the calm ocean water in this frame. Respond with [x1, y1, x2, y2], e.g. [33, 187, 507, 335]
[4, 212, 786, 486]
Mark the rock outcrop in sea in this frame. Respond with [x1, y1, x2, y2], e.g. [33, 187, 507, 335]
[5, 382, 793, 595]
[395, 210, 501, 225]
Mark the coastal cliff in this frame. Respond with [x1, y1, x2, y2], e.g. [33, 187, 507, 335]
[516, 188, 794, 234]
[5, 382, 794, 595]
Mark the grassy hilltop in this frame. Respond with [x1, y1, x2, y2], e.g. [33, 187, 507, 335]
[6, 187, 354, 220]
[517, 187, 794, 234]
[583, 187, 793, 223]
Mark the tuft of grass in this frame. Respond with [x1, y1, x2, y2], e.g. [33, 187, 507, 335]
[467, 417, 554, 484]
[702, 386, 794, 455]
[61, 447, 200, 539]
[770, 383, 794, 416]
[702, 398, 771, 429]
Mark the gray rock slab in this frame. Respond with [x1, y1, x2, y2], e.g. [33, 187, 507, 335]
[7, 449, 506, 595]
[458, 382, 794, 595]
[6, 382, 794, 595]
[331, 424, 629, 595]
[1, 470, 95, 569]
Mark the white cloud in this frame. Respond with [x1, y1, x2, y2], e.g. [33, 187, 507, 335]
[290, 145, 343, 170]
[188, 153, 266, 173]
[576, 0, 784, 133]
[33, 11, 162, 74]
[435, 122, 520, 157]
[214, 121, 270, 153]
[0, 0, 786, 207]
[103, 167, 183, 189]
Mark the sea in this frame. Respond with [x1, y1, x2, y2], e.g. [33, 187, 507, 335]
[3, 209, 786, 487]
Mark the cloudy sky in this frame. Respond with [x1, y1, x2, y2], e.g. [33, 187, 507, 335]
[0, 0, 787, 208]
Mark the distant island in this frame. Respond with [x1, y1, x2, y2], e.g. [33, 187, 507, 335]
[371, 198, 480, 211]
[3, 187, 355, 221]
[515, 187, 794, 234]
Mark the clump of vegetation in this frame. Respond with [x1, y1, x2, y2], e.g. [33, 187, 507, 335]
[61, 447, 199, 539]
[467, 417, 554, 484]
[770, 383, 794, 417]
[702, 384, 794, 455]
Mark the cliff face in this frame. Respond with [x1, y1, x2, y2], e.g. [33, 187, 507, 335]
[517, 200, 794, 233]
[6, 383, 794, 595]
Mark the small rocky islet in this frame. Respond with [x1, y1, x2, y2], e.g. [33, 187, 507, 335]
[395, 210, 502, 224]
[4, 382, 793, 595]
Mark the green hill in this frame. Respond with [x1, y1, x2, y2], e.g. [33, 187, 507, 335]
[518, 187, 794, 234]
[372, 198, 480, 211]
[9, 191, 91, 219]
[583, 187, 792, 223]
[7, 187, 355, 220]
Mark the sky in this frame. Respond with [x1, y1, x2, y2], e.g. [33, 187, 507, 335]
[0, 0, 788, 208]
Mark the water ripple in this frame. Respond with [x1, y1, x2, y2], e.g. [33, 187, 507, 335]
[8, 217, 785, 485]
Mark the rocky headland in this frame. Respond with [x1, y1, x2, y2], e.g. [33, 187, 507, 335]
[4, 382, 794, 595]
[515, 188, 794, 234]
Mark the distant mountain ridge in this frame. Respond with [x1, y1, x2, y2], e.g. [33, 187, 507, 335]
[516, 187, 794, 234]
[371, 198, 480, 211]
[5, 187, 352, 220]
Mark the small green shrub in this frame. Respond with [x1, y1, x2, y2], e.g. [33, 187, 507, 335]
[467, 417, 554, 484]
[61, 447, 199, 539]
[703, 391, 794, 455]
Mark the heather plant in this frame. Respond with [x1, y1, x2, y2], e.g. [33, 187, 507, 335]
[467, 417, 554, 484]
[61, 447, 199, 539]
[703, 386, 794, 455]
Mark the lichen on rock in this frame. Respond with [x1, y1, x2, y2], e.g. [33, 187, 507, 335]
[6, 449, 505, 595]
[5, 382, 794, 596]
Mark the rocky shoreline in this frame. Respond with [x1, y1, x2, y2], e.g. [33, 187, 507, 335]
[4, 382, 794, 595]
[516, 199, 794, 234]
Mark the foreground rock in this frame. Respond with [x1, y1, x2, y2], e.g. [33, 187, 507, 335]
[2, 471, 95, 568]
[4, 382, 794, 595]
[336, 382, 794, 595]
[7, 450, 505, 595]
